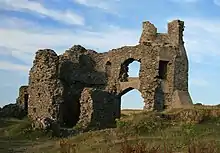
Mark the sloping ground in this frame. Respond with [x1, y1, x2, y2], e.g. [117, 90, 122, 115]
[0, 118, 58, 153]
[1, 106, 220, 153]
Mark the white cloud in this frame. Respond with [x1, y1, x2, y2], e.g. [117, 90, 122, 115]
[0, 61, 29, 72]
[73, 0, 120, 12]
[167, 17, 220, 63]
[0, 22, 139, 52]
[184, 18, 220, 61]
[214, 0, 220, 6]
[169, 0, 199, 3]
[0, 16, 140, 71]
[1, 16, 220, 71]
[0, 0, 85, 25]
[0, 46, 13, 56]
[74, 0, 109, 9]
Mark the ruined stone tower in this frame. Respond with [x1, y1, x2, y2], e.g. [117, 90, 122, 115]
[17, 20, 192, 129]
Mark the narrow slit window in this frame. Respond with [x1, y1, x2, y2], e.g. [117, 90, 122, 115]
[158, 60, 168, 79]
[24, 94, 28, 111]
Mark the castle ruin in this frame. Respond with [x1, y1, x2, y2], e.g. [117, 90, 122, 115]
[17, 20, 193, 129]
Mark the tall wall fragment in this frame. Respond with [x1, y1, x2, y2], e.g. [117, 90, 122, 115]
[16, 85, 29, 112]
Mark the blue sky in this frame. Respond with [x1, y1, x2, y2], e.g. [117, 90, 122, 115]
[0, 0, 220, 109]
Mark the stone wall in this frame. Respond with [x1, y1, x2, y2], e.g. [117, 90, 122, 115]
[77, 88, 119, 129]
[16, 85, 29, 112]
[28, 49, 63, 128]
[57, 45, 107, 127]
[25, 19, 192, 129]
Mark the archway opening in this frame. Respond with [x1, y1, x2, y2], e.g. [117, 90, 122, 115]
[59, 61, 81, 128]
[119, 58, 141, 82]
[60, 95, 81, 128]
[59, 82, 81, 128]
[128, 60, 140, 77]
[121, 88, 144, 115]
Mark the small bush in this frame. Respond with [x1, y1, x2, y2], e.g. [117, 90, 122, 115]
[188, 140, 219, 153]
[120, 141, 161, 153]
[119, 136, 173, 153]
[0, 104, 27, 119]
[116, 119, 131, 129]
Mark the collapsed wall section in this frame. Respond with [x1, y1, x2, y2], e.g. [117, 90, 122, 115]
[57, 45, 108, 127]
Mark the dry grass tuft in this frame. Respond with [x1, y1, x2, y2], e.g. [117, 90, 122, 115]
[59, 138, 77, 153]
[119, 136, 219, 153]
[188, 141, 218, 153]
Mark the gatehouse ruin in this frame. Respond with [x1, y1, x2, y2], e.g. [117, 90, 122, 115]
[17, 19, 193, 129]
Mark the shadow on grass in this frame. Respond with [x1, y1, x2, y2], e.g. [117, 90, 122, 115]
[0, 118, 55, 153]
[0, 118, 23, 128]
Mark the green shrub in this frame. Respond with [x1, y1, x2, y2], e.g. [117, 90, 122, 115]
[0, 103, 27, 119]
[116, 112, 171, 136]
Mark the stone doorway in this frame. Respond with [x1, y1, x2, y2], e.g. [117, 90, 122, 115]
[60, 95, 81, 128]
[154, 60, 169, 110]
[158, 60, 168, 80]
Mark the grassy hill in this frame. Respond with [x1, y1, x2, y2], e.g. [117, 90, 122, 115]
[1, 106, 220, 153]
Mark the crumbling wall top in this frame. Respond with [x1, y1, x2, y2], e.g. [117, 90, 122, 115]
[35, 49, 57, 58]
[139, 20, 185, 46]
[19, 85, 28, 91]
[139, 21, 157, 43]
[168, 20, 185, 45]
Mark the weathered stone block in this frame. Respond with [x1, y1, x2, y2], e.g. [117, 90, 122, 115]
[77, 88, 120, 130]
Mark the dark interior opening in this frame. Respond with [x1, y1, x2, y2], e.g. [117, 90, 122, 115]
[61, 93, 81, 128]
[158, 60, 168, 79]
[24, 94, 28, 112]
[48, 108, 51, 113]
[105, 61, 112, 77]
[33, 108, 36, 113]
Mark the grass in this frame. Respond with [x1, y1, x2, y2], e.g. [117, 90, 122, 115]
[0, 117, 58, 153]
[1, 106, 220, 153]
